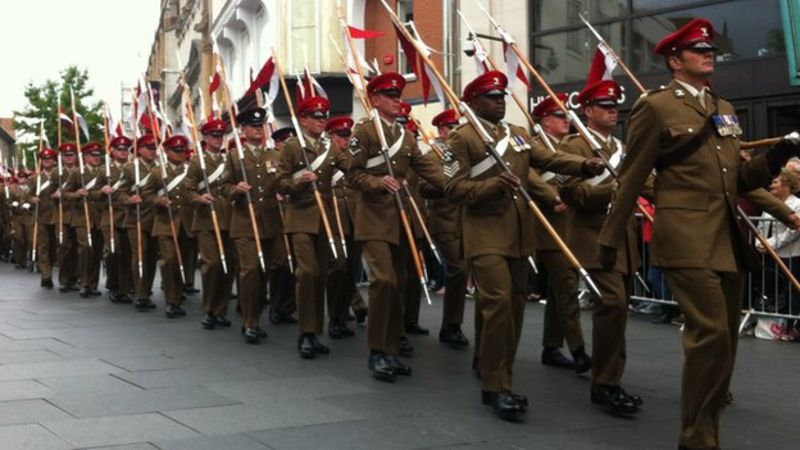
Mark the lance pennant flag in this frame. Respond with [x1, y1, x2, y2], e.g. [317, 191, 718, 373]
[209, 72, 221, 95]
[392, 21, 445, 105]
[347, 25, 385, 39]
[297, 66, 328, 103]
[245, 57, 279, 101]
[588, 43, 618, 84]
[502, 42, 531, 91]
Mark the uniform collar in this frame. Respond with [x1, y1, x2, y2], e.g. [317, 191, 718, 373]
[674, 79, 706, 99]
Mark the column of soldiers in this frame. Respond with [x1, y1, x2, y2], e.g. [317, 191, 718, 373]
[5, 16, 800, 449]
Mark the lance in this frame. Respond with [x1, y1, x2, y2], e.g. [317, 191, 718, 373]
[57, 90, 64, 245]
[101, 104, 116, 254]
[181, 81, 229, 275]
[132, 89, 144, 279]
[337, 1, 433, 304]
[477, 2, 653, 223]
[381, 0, 602, 298]
[330, 31, 444, 269]
[70, 87, 94, 249]
[216, 54, 267, 272]
[274, 54, 339, 260]
[741, 137, 783, 150]
[31, 120, 44, 264]
[579, 13, 800, 296]
[408, 114, 444, 159]
[142, 76, 186, 285]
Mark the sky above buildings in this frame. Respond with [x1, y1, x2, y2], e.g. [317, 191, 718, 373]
[0, 0, 160, 132]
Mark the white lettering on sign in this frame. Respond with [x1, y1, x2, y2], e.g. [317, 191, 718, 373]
[529, 85, 628, 112]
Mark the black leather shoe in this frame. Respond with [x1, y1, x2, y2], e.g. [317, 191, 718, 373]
[311, 336, 330, 354]
[328, 323, 355, 339]
[59, 284, 74, 293]
[481, 391, 527, 421]
[386, 355, 412, 376]
[41, 278, 54, 289]
[243, 328, 260, 344]
[165, 304, 178, 319]
[481, 390, 528, 407]
[439, 326, 469, 349]
[591, 385, 640, 414]
[144, 300, 156, 309]
[184, 286, 200, 295]
[279, 312, 297, 324]
[117, 294, 133, 304]
[269, 311, 281, 324]
[405, 323, 429, 335]
[79, 287, 91, 298]
[298, 335, 316, 359]
[620, 387, 643, 407]
[174, 305, 186, 316]
[354, 308, 367, 324]
[215, 316, 231, 327]
[134, 299, 151, 311]
[571, 348, 592, 374]
[89, 289, 102, 296]
[368, 352, 396, 382]
[201, 314, 216, 330]
[399, 336, 414, 357]
[541, 347, 575, 370]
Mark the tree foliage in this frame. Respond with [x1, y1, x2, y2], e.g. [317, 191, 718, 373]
[13, 66, 103, 169]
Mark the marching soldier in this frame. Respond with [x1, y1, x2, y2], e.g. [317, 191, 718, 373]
[146, 134, 192, 318]
[347, 72, 445, 381]
[55, 143, 79, 292]
[0, 176, 9, 261]
[11, 170, 33, 269]
[68, 142, 105, 297]
[29, 148, 59, 288]
[277, 96, 347, 359]
[118, 134, 160, 311]
[187, 118, 234, 329]
[99, 136, 133, 304]
[531, 94, 591, 373]
[597, 19, 800, 449]
[443, 71, 604, 420]
[224, 107, 286, 343]
[424, 108, 469, 348]
[559, 79, 646, 414]
[324, 116, 364, 334]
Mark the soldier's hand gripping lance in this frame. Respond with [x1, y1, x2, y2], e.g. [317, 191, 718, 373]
[382, 0, 602, 298]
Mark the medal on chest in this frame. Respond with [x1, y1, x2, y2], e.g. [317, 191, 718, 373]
[510, 135, 530, 152]
[712, 114, 742, 137]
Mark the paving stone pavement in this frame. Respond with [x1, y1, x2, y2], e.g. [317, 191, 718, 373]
[0, 262, 798, 450]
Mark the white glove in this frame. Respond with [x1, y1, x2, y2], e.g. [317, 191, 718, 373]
[11, 201, 18, 208]
[784, 131, 800, 146]
[22, 203, 30, 210]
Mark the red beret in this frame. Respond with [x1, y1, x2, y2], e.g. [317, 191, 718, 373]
[137, 134, 156, 148]
[110, 136, 132, 149]
[325, 116, 354, 134]
[59, 143, 78, 154]
[399, 102, 412, 117]
[82, 142, 103, 154]
[164, 134, 189, 151]
[200, 118, 227, 135]
[462, 70, 508, 102]
[576, 80, 621, 107]
[39, 148, 58, 159]
[533, 93, 569, 119]
[654, 18, 716, 56]
[431, 109, 459, 128]
[367, 72, 405, 96]
[297, 96, 330, 118]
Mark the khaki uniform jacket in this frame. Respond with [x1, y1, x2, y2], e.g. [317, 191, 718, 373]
[146, 162, 192, 238]
[560, 132, 640, 273]
[117, 159, 157, 231]
[598, 80, 775, 272]
[223, 142, 281, 239]
[96, 162, 127, 228]
[186, 151, 232, 233]
[11, 185, 34, 225]
[419, 152, 459, 238]
[64, 166, 102, 229]
[347, 117, 444, 245]
[30, 168, 59, 226]
[277, 133, 344, 235]
[443, 119, 586, 259]
[58, 166, 78, 226]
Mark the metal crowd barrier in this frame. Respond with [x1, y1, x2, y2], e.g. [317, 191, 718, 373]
[628, 215, 800, 333]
